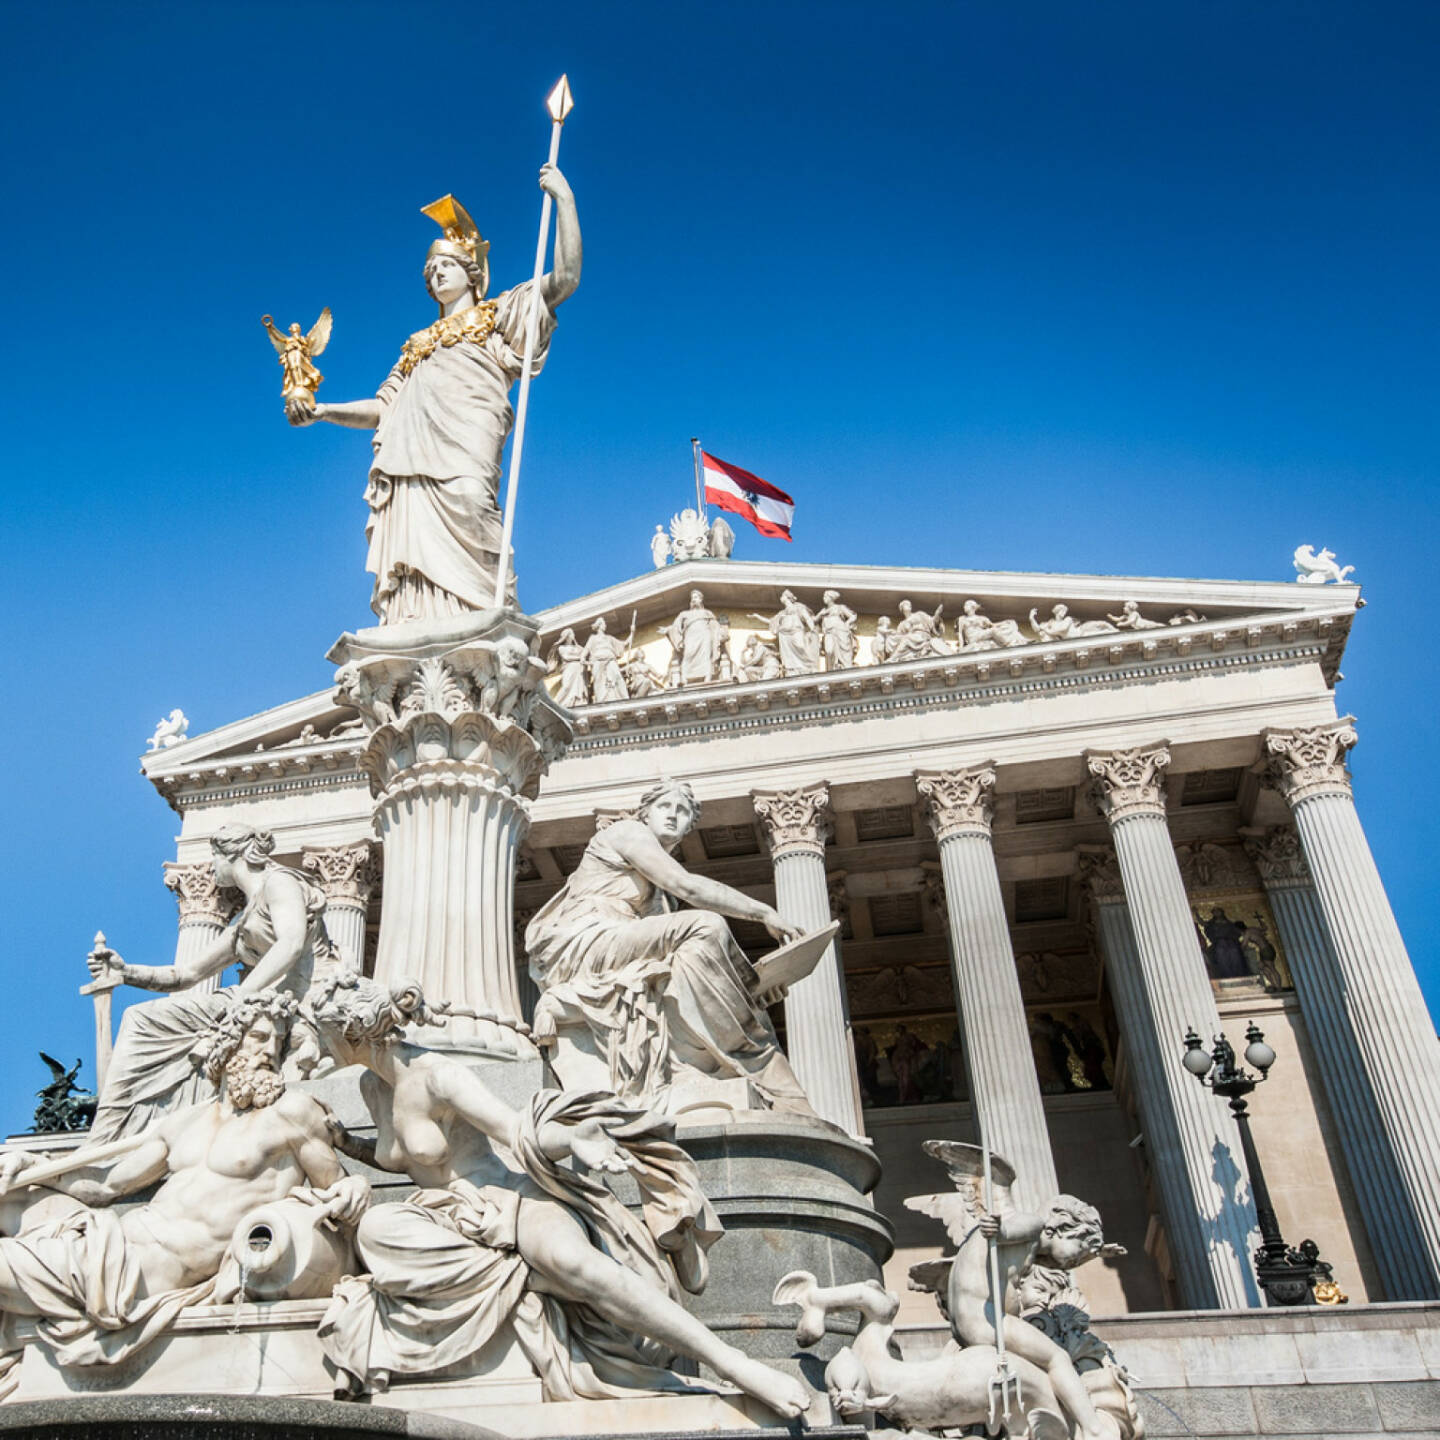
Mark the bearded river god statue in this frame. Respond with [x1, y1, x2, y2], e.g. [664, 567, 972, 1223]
[285, 173, 582, 624]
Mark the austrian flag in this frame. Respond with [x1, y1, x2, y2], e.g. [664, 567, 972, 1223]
[701, 452, 795, 541]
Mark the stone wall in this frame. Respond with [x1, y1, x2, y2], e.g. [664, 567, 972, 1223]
[897, 1302, 1440, 1438]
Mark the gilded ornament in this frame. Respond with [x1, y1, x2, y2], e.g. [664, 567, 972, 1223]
[395, 301, 500, 377]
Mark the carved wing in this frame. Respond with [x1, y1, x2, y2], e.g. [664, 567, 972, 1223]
[909, 1138, 1018, 1242]
[906, 1256, 953, 1296]
[261, 315, 288, 354]
[903, 1190, 978, 1245]
[306, 306, 333, 357]
[38, 1052, 70, 1082]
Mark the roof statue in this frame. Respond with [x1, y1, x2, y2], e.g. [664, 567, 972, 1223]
[1293, 543, 1355, 584]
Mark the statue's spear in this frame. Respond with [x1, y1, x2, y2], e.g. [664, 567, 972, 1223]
[491, 74, 575, 608]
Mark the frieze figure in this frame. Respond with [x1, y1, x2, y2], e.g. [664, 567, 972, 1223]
[583, 617, 630, 704]
[740, 632, 783, 681]
[1105, 600, 1164, 631]
[817, 590, 859, 669]
[956, 599, 1030, 652]
[1030, 604, 1118, 642]
[665, 589, 723, 685]
[887, 600, 951, 661]
[547, 627, 589, 709]
[622, 642, 665, 697]
[870, 616, 894, 665]
[749, 590, 820, 676]
[284, 175, 582, 622]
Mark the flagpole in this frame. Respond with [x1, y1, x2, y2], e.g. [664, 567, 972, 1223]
[491, 75, 575, 609]
[690, 436, 706, 518]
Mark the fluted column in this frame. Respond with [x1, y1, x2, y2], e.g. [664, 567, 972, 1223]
[163, 862, 237, 994]
[752, 785, 863, 1134]
[1245, 826, 1435, 1298]
[1262, 723, 1440, 1298]
[302, 843, 379, 973]
[916, 765, 1057, 1211]
[333, 614, 572, 1057]
[1085, 745, 1259, 1308]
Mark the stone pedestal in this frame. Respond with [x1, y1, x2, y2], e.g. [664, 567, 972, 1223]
[751, 786, 864, 1136]
[302, 842, 378, 973]
[1085, 746, 1260, 1309]
[1263, 723, 1440, 1300]
[670, 1120, 890, 1362]
[162, 862, 236, 995]
[329, 611, 571, 1057]
[915, 765, 1057, 1211]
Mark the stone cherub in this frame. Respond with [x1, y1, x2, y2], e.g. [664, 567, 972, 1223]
[775, 1141, 1140, 1440]
[476, 636, 537, 722]
[262, 308, 333, 406]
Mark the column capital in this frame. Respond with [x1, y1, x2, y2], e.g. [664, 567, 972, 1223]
[1243, 827, 1312, 886]
[1076, 848, 1126, 904]
[1262, 721, 1357, 806]
[1085, 744, 1171, 823]
[163, 861, 238, 927]
[302, 842, 380, 907]
[916, 764, 997, 841]
[752, 784, 831, 858]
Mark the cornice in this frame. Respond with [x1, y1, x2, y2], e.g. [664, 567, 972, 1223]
[557, 615, 1342, 755]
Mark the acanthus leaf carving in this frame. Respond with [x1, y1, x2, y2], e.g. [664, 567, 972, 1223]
[752, 784, 831, 857]
[1076, 849, 1125, 903]
[302, 843, 380, 907]
[1243, 827, 1312, 885]
[1085, 745, 1170, 823]
[1262, 722, 1357, 806]
[163, 862, 240, 927]
[916, 765, 997, 841]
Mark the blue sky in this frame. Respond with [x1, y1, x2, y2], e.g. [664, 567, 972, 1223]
[3, 2, 1436, 1133]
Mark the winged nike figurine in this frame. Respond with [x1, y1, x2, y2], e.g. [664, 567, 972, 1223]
[261, 307, 333, 416]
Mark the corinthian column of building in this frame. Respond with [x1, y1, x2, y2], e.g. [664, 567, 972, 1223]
[302, 843, 380, 973]
[915, 765, 1057, 1211]
[162, 862, 237, 994]
[1085, 745, 1259, 1309]
[752, 785, 863, 1134]
[1245, 825, 1435, 1299]
[1262, 723, 1440, 1299]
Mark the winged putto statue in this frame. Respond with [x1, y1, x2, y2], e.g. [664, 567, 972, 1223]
[774, 1140, 1143, 1440]
[262, 307, 333, 416]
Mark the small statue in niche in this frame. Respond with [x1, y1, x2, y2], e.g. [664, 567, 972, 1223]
[29, 1055, 96, 1134]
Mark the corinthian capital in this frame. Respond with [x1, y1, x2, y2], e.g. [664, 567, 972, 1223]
[163, 862, 239, 928]
[1085, 744, 1171, 823]
[1262, 721, 1357, 807]
[1243, 827, 1312, 885]
[916, 764, 997, 841]
[752, 784, 831, 857]
[302, 842, 380, 907]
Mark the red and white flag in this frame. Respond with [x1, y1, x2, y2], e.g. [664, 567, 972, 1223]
[701, 451, 795, 541]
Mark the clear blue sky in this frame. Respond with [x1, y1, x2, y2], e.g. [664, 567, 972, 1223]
[3, 2, 1436, 1133]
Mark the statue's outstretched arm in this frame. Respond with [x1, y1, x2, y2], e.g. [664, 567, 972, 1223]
[609, 823, 800, 941]
[540, 164, 581, 306]
[58, 1134, 171, 1207]
[292, 398, 382, 431]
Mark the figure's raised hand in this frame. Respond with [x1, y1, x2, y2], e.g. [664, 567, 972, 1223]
[539, 163, 573, 203]
[285, 394, 318, 427]
[977, 1209, 1001, 1239]
[569, 1117, 634, 1175]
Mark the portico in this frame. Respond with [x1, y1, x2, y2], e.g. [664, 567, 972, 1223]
[139, 558, 1439, 1318]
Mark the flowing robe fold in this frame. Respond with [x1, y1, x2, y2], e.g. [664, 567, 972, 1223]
[367, 282, 557, 621]
[524, 829, 814, 1114]
[317, 1091, 722, 1397]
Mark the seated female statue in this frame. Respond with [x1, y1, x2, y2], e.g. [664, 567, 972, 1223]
[524, 779, 816, 1116]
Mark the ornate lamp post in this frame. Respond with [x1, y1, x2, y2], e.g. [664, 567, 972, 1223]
[1181, 1024, 1346, 1306]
